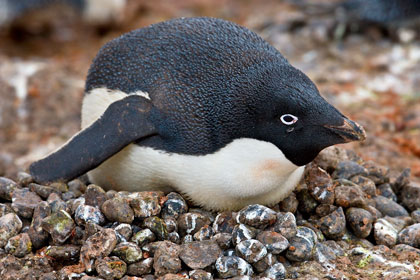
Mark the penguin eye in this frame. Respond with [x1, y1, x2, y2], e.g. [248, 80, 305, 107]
[280, 114, 298, 125]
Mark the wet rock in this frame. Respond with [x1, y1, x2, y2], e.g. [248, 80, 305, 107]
[398, 223, 420, 248]
[261, 263, 286, 280]
[0, 177, 18, 200]
[127, 258, 153, 276]
[74, 205, 105, 226]
[211, 233, 232, 250]
[213, 212, 237, 234]
[253, 252, 276, 273]
[374, 218, 398, 247]
[346, 207, 373, 238]
[113, 242, 143, 264]
[178, 212, 211, 236]
[235, 239, 267, 263]
[80, 228, 117, 272]
[278, 193, 298, 214]
[180, 240, 222, 269]
[193, 225, 214, 241]
[189, 269, 213, 280]
[350, 175, 376, 197]
[132, 229, 156, 247]
[319, 207, 346, 239]
[11, 188, 42, 219]
[374, 196, 409, 217]
[400, 182, 420, 211]
[237, 204, 277, 229]
[115, 224, 133, 242]
[305, 165, 335, 204]
[377, 183, 397, 201]
[153, 241, 182, 276]
[269, 212, 297, 240]
[84, 184, 107, 208]
[215, 256, 253, 278]
[28, 201, 50, 249]
[285, 227, 316, 262]
[231, 224, 258, 246]
[29, 183, 60, 199]
[362, 161, 389, 185]
[144, 216, 168, 240]
[334, 184, 367, 208]
[5, 233, 32, 257]
[101, 197, 134, 224]
[129, 192, 163, 218]
[95, 256, 127, 280]
[45, 245, 80, 261]
[256, 231, 289, 254]
[161, 192, 188, 219]
[411, 210, 420, 223]
[332, 160, 368, 180]
[41, 210, 75, 244]
[296, 189, 318, 214]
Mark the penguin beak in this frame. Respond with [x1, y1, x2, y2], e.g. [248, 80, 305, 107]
[324, 118, 366, 143]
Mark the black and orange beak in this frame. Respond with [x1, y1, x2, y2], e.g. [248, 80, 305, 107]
[324, 118, 366, 143]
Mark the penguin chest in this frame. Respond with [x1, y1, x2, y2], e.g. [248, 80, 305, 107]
[87, 138, 305, 210]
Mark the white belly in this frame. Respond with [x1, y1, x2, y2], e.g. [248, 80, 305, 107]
[82, 88, 305, 210]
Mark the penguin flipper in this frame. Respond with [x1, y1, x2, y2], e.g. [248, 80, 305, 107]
[29, 95, 157, 184]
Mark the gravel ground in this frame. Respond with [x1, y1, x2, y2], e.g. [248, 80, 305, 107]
[0, 146, 419, 279]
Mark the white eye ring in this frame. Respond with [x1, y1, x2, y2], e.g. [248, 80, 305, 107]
[280, 114, 298, 125]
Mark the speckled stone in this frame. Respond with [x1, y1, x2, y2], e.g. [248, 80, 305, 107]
[41, 210, 75, 244]
[213, 212, 237, 234]
[0, 177, 18, 200]
[398, 223, 420, 248]
[164, 217, 178, 233]
[215, 256, 253, 278]
[235, 239, 267, 263]
[144, 216, 168, 241]
[29, 183, 60, 199]
[350, 175, 376, 197]
[278, 193, 298, 214]
[257, 231, 289, 254]
[0, 203, 13, 217]
[127, 258, 153, 276]
[84, 184, 107, 208]
[179, 240, 222, 269]
[332, 160, 368, 180]
[74, 204, 105, 226]
[47, 192, 67, 213]
[374, 196, 409, 217]
[269, 212, 297, 240]
[67, 179, 86, 198]
[362, 160, 389, 185]
[411, 210, 420, 224]
[305, 165, 335, 205]
[261, 263, 286, 280]
[11, 188, 43, 219]
[189, 269, 213, 280]
[131, 228, 156, 247]
[169, 232, 180, 244]
[377, 183, 397, 201]
[28, 201, 50, 249]
[178, 212, 211, 236]
[5, 232, 32, 257]
[95, 256, 127, 280]
[237, 204, 277, 229]
[129, 191, 163, 218]
[113, 242, 143, 264]
[313, 242, 337, 262]
[161, 192, 188, 219]
[285, 227, 317, 262]
[153, 241, 182, 276]
[45, 245, 80, 262]
[101, 197, 134, 224]
[346, 207, 373, 238]
[115, 223, 133, 242]
[253, 252, 277, 273]
[334, 184, 367, 208]
[374, 218, 398, 247]
[400, 182, 420, 212]
[211, 233, 232, 250]
[319, 207, 346, 239]
[231, 224, 258, 246]
[193, 225, 214, 241]
[296, 189, 318, 214]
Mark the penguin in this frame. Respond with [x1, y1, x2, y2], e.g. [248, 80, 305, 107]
[29, 17, 366, 210]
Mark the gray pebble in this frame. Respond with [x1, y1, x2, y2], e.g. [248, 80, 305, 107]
[411, 210, 420, 224]
[285, 227, 316, 262]
[333, 160, 368, 180]
[164, 217, 178, 233]
[11, 188, 42, 219]
[143, 216, 168, 240]
[28, 201, 50, 249]
[296, 189, 318, 214]
[377, 183, 397, 202]
[235, 239, 267, 263]
[193, 225, 214, 241]
[305, 165, 335, 205]
[237, 204, 277, 229]
[67, 179, 86, 197]
[215, 256, 253, 278]
[345, 207, 373, 238]
[319, 207, 346, 239]
[213, 212, 237, 234]
[261, 263, 286, 280]
[398, 223, 420, 248]
[350, 175, 376, 197]
[74, 205, 105, 226]
[335, 184, 367, 208]
[0, 177, 18, 201]
[400, 182, 420, 212]
[29, 183, 60, 199]
[212, 233, 232, 250]
[45, 244, 80, 261]
[374, 218, 398, 247]
[253, 253, 277, 273]
[178, 212, 211, 236]
[189, 269, 213, 280]
[84, 184, 107, 208]
[179, 240, 222, 269]
[161, 192, 188, 219]
[278, 193, 298, 214]
[374, 195, 409, 217]
[269, 212, 297, 240]
[153, 241, 182, 276]
[115, 223, 133, 242]
[169, 232, 180, 244]
[47, 192, 67, 213]
[231, 224, 258, 246]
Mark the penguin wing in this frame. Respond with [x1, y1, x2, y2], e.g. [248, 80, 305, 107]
[29, 95, 158, 183]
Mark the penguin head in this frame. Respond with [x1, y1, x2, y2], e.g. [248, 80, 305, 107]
[250, 65, 365, 166]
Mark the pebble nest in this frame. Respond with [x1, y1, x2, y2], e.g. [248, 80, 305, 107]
[0, 146, 420, 280]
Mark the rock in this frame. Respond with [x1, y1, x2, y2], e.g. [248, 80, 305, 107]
[41, 210, 75, 244]
[400, 182, 420, 211]
[374, 218, 398, 247]
[256, 231, 289, 254]
[215, 256, 253, 278]
[412, 210, 420, 224]
[213, 212, 237, 234]
[398, 223, 420, 248]
[178, 212, 212, 237]
[16, 172, 33, 187]
[332, 160, 368, 180]
[158, 274, 185, 280]
[143, 216, 168, 240]
[189, 269, 213, 280]
[237, 204, 277, 229]
[285, 227, 316, 262]
[11, 188, 42, 219]
[179, 240, 222, 269]
[0, 203, 13, 217]
[164, 217, 178, 233]
[5, 233, 32, 257]
[47, 193, 67, 213]
[305, 165, 335, 204]
[261, 263, 286, 280]
[49, 182, 68, 193]
[377, 183, 397, 201]
[392, 168, 411, 194]
[28, 201, 50, 249]
[74, 205, 105, 226]
[319, 207, 346, 239]
[101, 197, 134, 224]
[113, 242, 143, 264]
[0, 177, 18, 200]
[161, 192, 188, 219]
[350, 176, 376, 197]
[253, 253, 277, 273]
[211, 233, 232, 250]
[269, 212, 297, 240]
[68, 179, 86, 197]
[313, 242, 337, 262]
[129, 192, 163, 218]
[80, 228, 117, 272]
[335, 184, 367, 208]
[127, 258, 153, 276]
[374, 196, 409, 217]
[45, 245, 80, 262]
[235, 239, 267, 263]
[231, 224, 258, 246]
[168, 232, 180, 244]
[345, 208, 373, 238]
[362, 161, 389, 185]
[296, 189, 318, 214]
[29, 183, 60, 199]
[313, 146, 349, 172]
[132, 228, 156, 247]
[278, 193, 298, 214]
[84, 184, 107, 208]
[193, 225, 214, 241]
[115, 224, 133, 242]
[153, 241, 181, 276]
[95, 256, 127, 280]
[315, 204, 337, 217]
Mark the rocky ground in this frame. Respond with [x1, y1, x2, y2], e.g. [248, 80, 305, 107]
[0, 0, 420, 279]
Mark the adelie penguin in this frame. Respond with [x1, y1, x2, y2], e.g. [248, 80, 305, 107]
[29, 17, 366, 210]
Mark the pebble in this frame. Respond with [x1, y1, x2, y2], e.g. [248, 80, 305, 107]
[131, 228, 156, 247]
[319, 207, 346, 239]
[178, 212, 211, 236]
[345, 207, 373, 238]
[47, 192, 67, 213]
[11, 188, 43, 218]
[400, 182, 420, 212]
[285, 227, 316, 262]
[95, 256, 127, 280]
[411, 210, 420, 224]
[334, 184, 367, 208]
[153, 241, 182, 276]
[256, 231, 289, 254]
[398, 223, 420, 248]
[189, 269, 213, 280]
[101, 197, 134, 224]
[213, 212, 237, 234]
[161, 192, 188, 219]
[127, 258, 154, 276]
[113, 242, 143, 264]
[193, 225, 214, 241]
[296, 189, 318, 214]
[80, 228, 117, 272]
[16, 172, 34, 186]
[29, 183, 60, 199]
[269, 212, 297, 240]
[377, 183, 397, 201]
[0, 203, 13, 217]
[235, 239, 267, 263]
[74, 204, 105, 226]
[313, 242, 337, 262]
[115, 223, 133, 242]
[212, 233, 232, 250]
[374, 218, 398, 247]
[84, 184, 107, 208]
[362, 161, 389, 185]
[253, 252, 276, 273]
[332, 160, 368, 179]
[231, 224, 258, 245]
[374, 195, 409, 217]
[350, 175, 376, 197]
[129, 191, 163, 218]
[179, 240, 222, 269]
[278, 193, 298, 213]
[261, 263, 286, 280]
[45, 244, 80, 261]
[305, 165, 335, 204]
[0, 177, 18, 200]
[68, 179, 86, 197]
[236, 204, 277, 229]
[5, 232, 32, 257]
[215, 256, 253, 278]
[144, 216, 168, 240]
[41, 210, 75, 244]
[315, 204, 337, 217]
[164, 217, 178, 233]
[28, 201, 51, 249]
